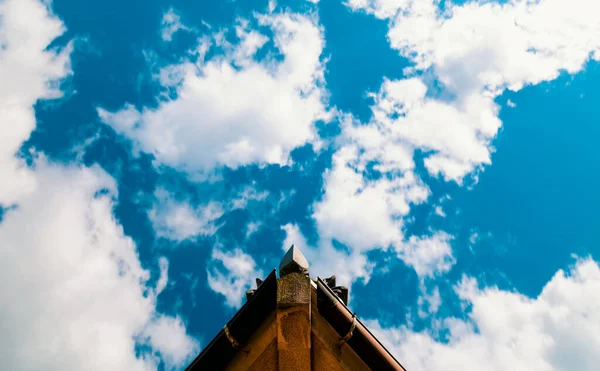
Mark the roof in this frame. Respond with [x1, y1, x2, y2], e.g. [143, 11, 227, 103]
[185, 270, 277, 371]
[185, 269, 406, 371]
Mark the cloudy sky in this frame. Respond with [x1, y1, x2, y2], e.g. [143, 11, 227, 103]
[1, 0, 599, 369]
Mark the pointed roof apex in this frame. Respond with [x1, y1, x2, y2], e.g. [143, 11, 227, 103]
[279, 244, 309, 277]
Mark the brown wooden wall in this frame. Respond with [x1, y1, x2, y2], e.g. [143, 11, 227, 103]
[223, 274, 370, 371]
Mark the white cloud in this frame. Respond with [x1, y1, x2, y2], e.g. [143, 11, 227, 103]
[387, 0, 600, 92]
[346, 0, 600, 182]
[0, 164, 199, 371]
[100, 12, 329, 174]
[308, 122, 453, 284]
[417, 285, 442, 318]
[345, 0, 411, 19]
[148, 185, 269, 243]
[308, 0, 600, 287]
[398, 232, 455, 278]
[141, 315, 200, 368]
[0, 1, 198, 369]
[232, 18, 270, 66]
[207, 247, 263, 308]
[245, 221, 263, 239]
[161, 8, 190, 42]
[149, 189, 224, 242]
[368, 78, 501, 182]
[366, 258, 600, 371]
[282, 221, 454, 285]
[231, 185, 269, 209]
[156, 256, 170, 295]
[313, 141, 429, 252]
[434, 206, 446, 217]
[0, 0, 71, 205]
[281, 223, 309, 253]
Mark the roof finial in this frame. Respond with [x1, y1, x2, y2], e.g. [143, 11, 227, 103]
[279, 244, 309, 277]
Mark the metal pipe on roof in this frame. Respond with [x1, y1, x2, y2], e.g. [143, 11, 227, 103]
[185, 270, 277, 371]
[316, 278, 407, 371]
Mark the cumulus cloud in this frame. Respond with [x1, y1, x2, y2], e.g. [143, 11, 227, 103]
[307, 119, 454, 284]
[313, 144, 427, 252]
[383, 0, 600, 92]
[148, 185, 268, 243]
[161, 8, 190, 42]
[0, 0, 71, 205]
[0, 165, 199, 371]
[100, 12, 329, 174]
[417, 285, 442, 318]
[0, 1, 198, 369]
[149, 189, 224, 242]
[307, 0, 600, 287]
[366, 258, 600, 371]
[141, 315, 200, 367]
[231, 185, 269, 209]
[346, 0, 600, 181]
[398, 232, 455, 278]
[282, 221, 453, 286]
[368, 77, 501, 181]
[207, 247, 264, 308]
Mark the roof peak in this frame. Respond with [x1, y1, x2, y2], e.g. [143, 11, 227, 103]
[279, 244, 309, 277]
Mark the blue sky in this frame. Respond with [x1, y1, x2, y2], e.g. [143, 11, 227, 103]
[1, 0, 600, 370]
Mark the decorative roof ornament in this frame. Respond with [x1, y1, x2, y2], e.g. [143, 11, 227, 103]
[324, 274, 349, 305]
[279, 244, 309, 277]
[189, 247, 406, 371]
